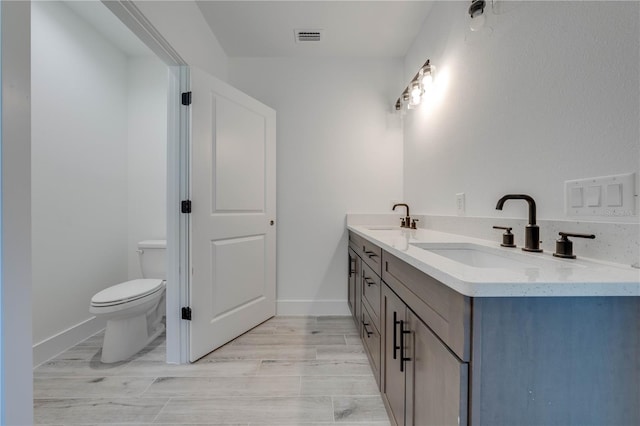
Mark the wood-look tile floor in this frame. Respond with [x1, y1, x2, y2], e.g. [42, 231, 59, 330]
[34, 316, 391, 426]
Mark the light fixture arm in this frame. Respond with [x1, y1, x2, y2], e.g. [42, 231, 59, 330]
[468, 0, 486, 17]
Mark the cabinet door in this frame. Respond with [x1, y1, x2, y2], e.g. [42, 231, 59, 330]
[406, 311, 468, 426]
[348, 248, 356, 317]
[354, 255, 362, 333]
[361, 261, 381, 329]
[362, 303, 381, 386]
[382, 284, 407, 426]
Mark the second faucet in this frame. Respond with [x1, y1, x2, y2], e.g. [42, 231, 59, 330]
[393, 203, 412, 229]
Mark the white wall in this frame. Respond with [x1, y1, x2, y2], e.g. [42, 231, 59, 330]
[133, 0, 229, 81]
[229, 58, 403, 314]
[2, 1, 33, 423]
[31, 1, 129, 353]
[127, 56, 167, 279]
[402, 1, 639, 223]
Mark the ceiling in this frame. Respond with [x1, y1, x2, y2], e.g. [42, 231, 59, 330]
[63, 1, 434, 59]
[196, 1, 434, 58]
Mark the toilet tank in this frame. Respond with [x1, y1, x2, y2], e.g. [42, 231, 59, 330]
[138, 240, 167, 279]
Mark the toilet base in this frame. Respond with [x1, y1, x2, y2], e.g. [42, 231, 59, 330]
[101, 315, 165, 363]
[91, 283, 166, 363]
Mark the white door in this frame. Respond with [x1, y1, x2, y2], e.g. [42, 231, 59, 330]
[189, 67, 276, 362]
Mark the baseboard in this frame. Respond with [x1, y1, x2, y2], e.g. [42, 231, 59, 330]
[276, 299, 350, 316]
[33, 302, 348, 365]
[33, 316, 105, 367]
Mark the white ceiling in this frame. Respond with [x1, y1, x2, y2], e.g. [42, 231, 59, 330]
[65, 0, 153, 57]
[196, 1, 434, 58]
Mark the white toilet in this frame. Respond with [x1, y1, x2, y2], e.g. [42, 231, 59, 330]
[90, 240, 166, 363]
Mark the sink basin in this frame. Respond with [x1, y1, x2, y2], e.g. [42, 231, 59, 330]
[365, 226, 398, 231]
[411, 242, 537, 269]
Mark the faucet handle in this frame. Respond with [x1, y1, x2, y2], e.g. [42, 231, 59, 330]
[400, 218, 406, 228]
[493, 226, 516, 248]
[553, 232, 596, 259]
[411, 219, 419, 229]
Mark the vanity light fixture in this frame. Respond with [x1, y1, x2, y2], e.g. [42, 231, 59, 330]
[395, 59, 434, 110]
[469, 0, 487, 32]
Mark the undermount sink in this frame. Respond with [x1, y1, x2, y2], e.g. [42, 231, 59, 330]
[411, 242, 538, 269]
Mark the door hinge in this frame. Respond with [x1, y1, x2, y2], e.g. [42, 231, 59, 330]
[181, 91, 192, 106]
[181, 306, 192, 321]
[181, 200, 192, 214]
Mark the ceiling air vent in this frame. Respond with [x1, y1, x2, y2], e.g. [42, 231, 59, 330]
[294, 29, 323, 43]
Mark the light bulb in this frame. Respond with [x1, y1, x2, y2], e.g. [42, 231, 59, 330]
[421, 72, 433, 87]
[408, 81, 422, 107]
[470, 12, 486, 31]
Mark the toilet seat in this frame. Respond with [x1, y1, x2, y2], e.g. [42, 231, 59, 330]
[91, 279, 164, 307]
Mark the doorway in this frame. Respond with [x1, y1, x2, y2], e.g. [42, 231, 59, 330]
[30, 1, 182, 365]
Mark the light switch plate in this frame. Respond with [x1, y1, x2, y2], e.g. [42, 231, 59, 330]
[456, 193, 465, 216]
[565, 172, 636, 218]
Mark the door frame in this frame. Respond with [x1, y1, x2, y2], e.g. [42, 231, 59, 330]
[103, 0, 191, 364]
[2, 2, 33, 423]
[1, 2, 193, 422]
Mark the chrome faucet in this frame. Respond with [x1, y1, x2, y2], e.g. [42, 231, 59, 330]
[495, 194, 543, 252]
[392, 203, 411, 228]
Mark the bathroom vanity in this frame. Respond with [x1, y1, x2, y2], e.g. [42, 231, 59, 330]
[347, 225, 640, 426]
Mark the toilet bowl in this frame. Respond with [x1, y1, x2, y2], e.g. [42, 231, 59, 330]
[90, 240, 166, 363]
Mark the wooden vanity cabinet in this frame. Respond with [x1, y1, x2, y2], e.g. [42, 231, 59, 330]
[349, 230, 640, 426]
[349, 231, 469, 426]
[382, 283, 468, 426]
[406, 309, 468, 426]
[350, 231, 469, 426]
[381, 285, 407, 426]
[348, 231, 382, 384]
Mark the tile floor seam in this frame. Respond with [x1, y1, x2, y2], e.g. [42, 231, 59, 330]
[139, 376, 159, 396]
[150, 396, 172, 424]
[331, 395, 336, 423]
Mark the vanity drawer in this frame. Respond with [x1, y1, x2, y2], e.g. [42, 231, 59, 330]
[382, 250, 471, 362]
[361, 261, 381, 329]
[361, 303, 381, 387]
[348, 231, 364, 257]
[361, 238, 382, 276]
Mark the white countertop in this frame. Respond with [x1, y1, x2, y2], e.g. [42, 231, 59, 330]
[348, 225, 640, 297]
